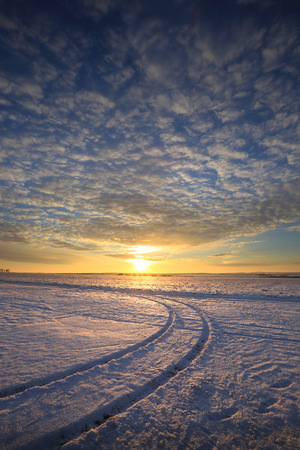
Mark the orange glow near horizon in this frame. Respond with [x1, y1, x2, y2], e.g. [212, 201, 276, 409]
[2, 243, 299, 274]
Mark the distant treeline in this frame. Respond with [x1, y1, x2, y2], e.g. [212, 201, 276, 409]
[259, 273, 300, 278]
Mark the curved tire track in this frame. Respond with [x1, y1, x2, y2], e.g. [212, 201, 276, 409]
[59, 297, 210, 450]
[0, 298, 173, 399]
[0, 295, 210, 450]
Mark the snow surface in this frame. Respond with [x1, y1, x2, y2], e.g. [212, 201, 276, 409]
[0, 274, 299, 449]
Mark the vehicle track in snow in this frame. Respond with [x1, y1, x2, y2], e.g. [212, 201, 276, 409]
[0, 294, 210, 450]
[57, 296, 211, 450]
[0, 298, 173, 399]
[61, 298, 210, 450]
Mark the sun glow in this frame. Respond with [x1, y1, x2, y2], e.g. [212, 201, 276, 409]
[127, 245, 158, 273]
[130, 258, 150, 272]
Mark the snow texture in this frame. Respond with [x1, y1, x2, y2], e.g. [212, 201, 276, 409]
[0, 274, 299, 449]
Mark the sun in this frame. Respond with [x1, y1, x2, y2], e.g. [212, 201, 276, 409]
[131, 258, 150, 273]
[127, 245, 158, 273]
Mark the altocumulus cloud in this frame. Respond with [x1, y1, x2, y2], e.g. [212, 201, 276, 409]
[0, 0, 299, 263]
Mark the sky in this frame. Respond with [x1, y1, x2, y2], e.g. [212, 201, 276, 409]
[0, 0, 299, 274]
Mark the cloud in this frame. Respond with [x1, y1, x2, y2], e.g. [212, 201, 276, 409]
[236, 0, 273, 5]
[48, 239, 100, 252]
[0, 243, 75, 264]
[0, 223, 29, 244]
[285, 225, 300, 232]
[0, 13, 18, 30]
[0, 0, 299, 266]
[105, 253, 134, 259]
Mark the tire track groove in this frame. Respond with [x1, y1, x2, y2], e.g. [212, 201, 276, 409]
[0, 300, 173, 399]
[1, 296, 210, 450]
[58, 305, 210, 450]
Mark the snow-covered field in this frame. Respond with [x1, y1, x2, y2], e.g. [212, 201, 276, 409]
[0, 274, 299, 449]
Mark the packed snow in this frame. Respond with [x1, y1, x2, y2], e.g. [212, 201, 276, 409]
[0, 274, 299, 449]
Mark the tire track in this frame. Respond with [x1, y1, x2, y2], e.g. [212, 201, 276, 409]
[0, 296, 210, 450]
[0, 298, 173, 399]
[58, 298, 210, 450]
